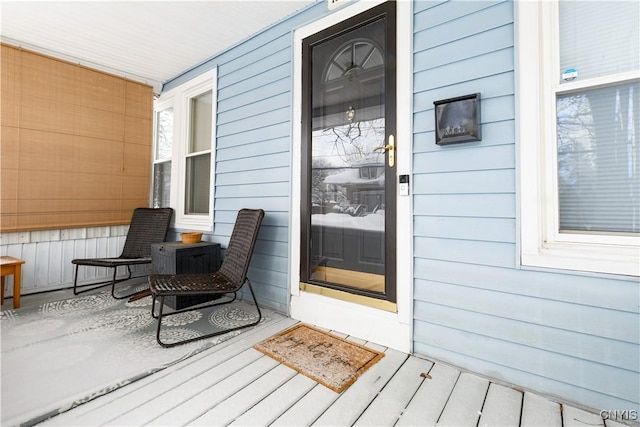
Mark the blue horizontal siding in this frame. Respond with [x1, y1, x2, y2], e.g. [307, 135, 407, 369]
[415, 300, 638, 372]
[162, 0, 638, 413]
[414, 0, 504, 26]
[415, 237, 516, 268]
[216, 138, 290, 161]
[414, 259, 639, 313]
[216, 152, 290, 174]
[414, 24, 513, 71]
[414, 216, 515, 243]
[413, 326, 638, 411]
[413, 144, 515, 173]
[218, 77, 291, 113]
[217, 41, 291, 89]
[217, 106, 290, 138]
[218, 64, 292, 105]
[413, 169, 515, 194]
[414, 193, 515, 218]
[410, 0, 638, 414]
[414, 1, 512, 48]
[217, 93, 291, 128]
[216, 122, 291, 151]
[215, 182, 289, 199]
[415, 48, 514, 92]
[414, 278, 638, 344]
[215, 167, 290, 186]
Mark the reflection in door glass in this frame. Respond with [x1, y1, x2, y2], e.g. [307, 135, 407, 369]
[311, 119, 385, 220]
[307, 17, 387, 295]
[310, 119, 386, 292]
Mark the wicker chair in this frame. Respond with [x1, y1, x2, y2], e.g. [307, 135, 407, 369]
[148, 208, 265, 348]
[72, 207, 173, 299]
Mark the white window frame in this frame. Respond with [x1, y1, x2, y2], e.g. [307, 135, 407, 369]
[151, 99, 174, 209]
[152, 68, 217, 231]
[516, 1, 640, 277]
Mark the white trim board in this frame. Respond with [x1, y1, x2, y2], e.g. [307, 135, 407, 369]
[288, 0, 413, 353]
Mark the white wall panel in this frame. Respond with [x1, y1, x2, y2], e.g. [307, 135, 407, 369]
[0, 225, 144, 296]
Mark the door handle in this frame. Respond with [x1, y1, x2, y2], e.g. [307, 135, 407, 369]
[373, 135, 395, 167]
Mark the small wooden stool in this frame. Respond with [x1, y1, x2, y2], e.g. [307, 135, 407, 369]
[1, 256, 26, 309]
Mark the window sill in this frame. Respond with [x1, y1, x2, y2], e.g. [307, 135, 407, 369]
[174, 215, 212, 233]
[522, 242, 640, 277]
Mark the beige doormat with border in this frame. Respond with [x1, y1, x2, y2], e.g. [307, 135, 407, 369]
[253, 323, 384, 393]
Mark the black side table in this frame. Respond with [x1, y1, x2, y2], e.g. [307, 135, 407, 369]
[151, 241, 221, 309]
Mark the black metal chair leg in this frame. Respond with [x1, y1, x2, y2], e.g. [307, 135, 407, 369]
[243, 278, 262, 325]
[155, 296, 166, 345]
[73, 264, 80, 295]
[73, 264, 146, 298]
[111, 266, 145, 300]
[151, 292, 238, 320]
[155, 280, 262, 348]
[151, 294, 159, 319]
[73, 265, 115, 295]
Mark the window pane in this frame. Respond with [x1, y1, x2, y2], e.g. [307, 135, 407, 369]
[190, 91, 212, 153]
[559, 1, 639, 82]
[185, 153, 211, 215]
[557, 81, 640, 233]
[152, 161, 171, 208]
[155, 108, 173, 161]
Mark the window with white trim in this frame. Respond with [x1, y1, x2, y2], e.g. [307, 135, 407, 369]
[517, 1, 639, 277]
[152, 105, 173, 209]
[151, 68, 217, 231]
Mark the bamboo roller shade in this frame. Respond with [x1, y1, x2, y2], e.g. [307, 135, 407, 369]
[1, 44, 154, 232]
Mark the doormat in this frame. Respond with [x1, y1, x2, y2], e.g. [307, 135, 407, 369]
[253, 323, 384, 393]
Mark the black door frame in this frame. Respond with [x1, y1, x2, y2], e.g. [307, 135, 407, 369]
[300, 1, 397, 303]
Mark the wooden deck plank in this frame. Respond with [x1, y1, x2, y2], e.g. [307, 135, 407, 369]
[270, 383, 340, 426]
[563, 405, 605, 427]
[354, 355, 434, 426]
[311, 348, 409, 426]
[520, 392, 562, 427]
[436, 372, 490, 426]
[395, 362, 460, 426]
[478, 383, 523, 427]
[229, 373, 318, 426]
[147, 355, 280, 425]
[190, 364, 298, 426]
[103, 348, 265, 426]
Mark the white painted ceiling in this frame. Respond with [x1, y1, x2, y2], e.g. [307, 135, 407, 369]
[0, 1, 317, 92]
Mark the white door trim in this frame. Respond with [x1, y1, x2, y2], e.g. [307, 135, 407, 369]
[289, 0, 413, 353]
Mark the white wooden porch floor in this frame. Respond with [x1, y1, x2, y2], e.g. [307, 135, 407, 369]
[32, 304, 618, 427]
